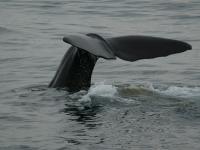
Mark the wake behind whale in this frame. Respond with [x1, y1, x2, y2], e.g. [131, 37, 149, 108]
[49, 33, 192, 92]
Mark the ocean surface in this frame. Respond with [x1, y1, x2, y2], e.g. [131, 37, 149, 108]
[0, 0, 200, 150]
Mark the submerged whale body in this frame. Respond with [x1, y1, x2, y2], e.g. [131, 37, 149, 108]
[49, 33, 192, 92]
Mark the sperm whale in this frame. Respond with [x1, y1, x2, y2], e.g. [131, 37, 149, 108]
[49, 33, 192, 92]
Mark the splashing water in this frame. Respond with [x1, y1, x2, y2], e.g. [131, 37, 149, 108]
[78, 82, 117, 107]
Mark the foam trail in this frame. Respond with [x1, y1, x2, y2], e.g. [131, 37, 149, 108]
[155, 86, 200, 98]
[135, 82, 200, 98]
[119, 82, 200, 98]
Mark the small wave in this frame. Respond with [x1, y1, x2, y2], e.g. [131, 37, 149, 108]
[118, 82, 155, 97]
[0, 26, 14, 34]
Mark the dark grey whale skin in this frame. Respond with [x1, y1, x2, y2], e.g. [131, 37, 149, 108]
[49, 46, 98, 92]
[49, 33, 192, 92]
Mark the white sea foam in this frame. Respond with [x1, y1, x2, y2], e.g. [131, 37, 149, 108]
[79, 82, 117, 106]
[88, 82, 117, 97]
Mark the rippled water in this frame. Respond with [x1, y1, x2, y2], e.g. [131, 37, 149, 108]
[0, 0, 200, 150]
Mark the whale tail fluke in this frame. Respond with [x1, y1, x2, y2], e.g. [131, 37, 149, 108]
[106, 35, 191, 61]
[63, 33, 192, 62]
[50, 33, 192, 92]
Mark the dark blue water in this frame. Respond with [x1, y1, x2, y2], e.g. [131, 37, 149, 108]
[0, 0, 200, 149]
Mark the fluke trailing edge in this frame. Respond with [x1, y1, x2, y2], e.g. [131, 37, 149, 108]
[49, 33, 192, 92]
